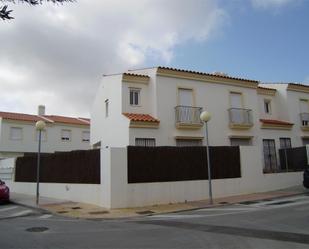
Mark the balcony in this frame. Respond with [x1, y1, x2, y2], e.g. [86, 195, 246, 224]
[228, 108, 253, 129]
[175, 106, 203, 129]
[300, 113, 309, 131]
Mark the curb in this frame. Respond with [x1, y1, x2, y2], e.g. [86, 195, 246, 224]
[9, 200, 52, 215]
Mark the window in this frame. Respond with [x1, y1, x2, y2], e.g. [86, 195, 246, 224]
[280, 138, 291, 149]
[105, 99, 109, 117]
[82, 131, 90, 142]
[264, 99, 271, 114]
[10, 127, 22, 140]
[61, 129, 71, 141]
[230, 92, 243, 108]
[176, 139, 202, 147]
[300, 99, 309, 126]
[36, 130, 47, 141]
[263, 139, 278, 173]
[129, 88, 140, 106]
[230, 138, 252, 146]
[135, 138, 156, 147]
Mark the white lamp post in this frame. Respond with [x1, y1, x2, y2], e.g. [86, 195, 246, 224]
[200, 111, 213, 205]
[35, 120, 46, 206]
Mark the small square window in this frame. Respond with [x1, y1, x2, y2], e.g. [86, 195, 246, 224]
[61, 129, 71, 141]
[82, 131, 90, 142]
[130, 88, 140, 106]
[264, 100, 271, 114]
[10, 127, 22, 140]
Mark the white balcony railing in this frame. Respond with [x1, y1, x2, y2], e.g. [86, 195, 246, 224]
[228, 108, 253, 126]
[175, 106, 203, 126]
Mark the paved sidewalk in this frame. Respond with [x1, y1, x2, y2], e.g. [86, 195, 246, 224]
[10, 186, 309, 219]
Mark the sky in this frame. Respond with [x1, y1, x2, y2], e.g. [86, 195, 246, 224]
[0, 0, 308, 117]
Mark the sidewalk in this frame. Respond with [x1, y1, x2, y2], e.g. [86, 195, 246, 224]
[10, 185, 309, 219]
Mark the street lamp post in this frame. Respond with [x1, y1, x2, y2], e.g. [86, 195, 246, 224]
[35, 120, 46, 206]
[200, 111, 213, 205]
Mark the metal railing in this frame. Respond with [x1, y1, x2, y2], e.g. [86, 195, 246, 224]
[228, 108, 253, 126]
[175, 106, 203, 125]
[300, 113, 309, 126]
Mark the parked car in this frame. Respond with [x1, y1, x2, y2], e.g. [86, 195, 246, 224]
[0, 179, 10, 203]
[304, 169, 309, 189]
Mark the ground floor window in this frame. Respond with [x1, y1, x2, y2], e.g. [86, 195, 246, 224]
[176, 139, 202, 147]
[280, 137, 291, 149]
[263, 139, 278, 173]
[230, 138, 252, 146]
[135, 138, 156, 147]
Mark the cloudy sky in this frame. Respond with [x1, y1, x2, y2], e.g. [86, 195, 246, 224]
[0, 0, 308, 117]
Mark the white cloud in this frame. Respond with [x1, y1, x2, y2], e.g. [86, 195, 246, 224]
[0, 0, 226, 117]
[251, 0, 302, 9]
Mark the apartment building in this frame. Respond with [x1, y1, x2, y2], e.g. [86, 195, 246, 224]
[91, 66, 309, 172]
[0, 105, 90, 159]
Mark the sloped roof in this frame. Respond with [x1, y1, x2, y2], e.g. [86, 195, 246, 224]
[260, 119, 293, 126]
[0, 111, 90, 126]
[123, 113, 160, 123]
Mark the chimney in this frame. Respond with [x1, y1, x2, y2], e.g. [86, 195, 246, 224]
[38, 105, 46, 116]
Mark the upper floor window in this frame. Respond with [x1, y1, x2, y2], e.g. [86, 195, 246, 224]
[10, 127, 22, 141]
[105, 99, 109, 117]
[82, 131, 90, 142]
[264, 99, 271, 114]
[61, 129, 71, 142]
[130, 88, 140, 106]
[36, 130, 47, 142]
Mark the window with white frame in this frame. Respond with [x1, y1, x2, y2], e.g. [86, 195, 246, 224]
[135, 138, 156, 147]
[105, 99, 109, 117]
[36, 130, 47, 141]
[129, 88, 140, 106]
[264, 99, 271, 114]
[82, 131, 90, 142]
[10, 127, 22, 140]
[61, 129, 71, 141]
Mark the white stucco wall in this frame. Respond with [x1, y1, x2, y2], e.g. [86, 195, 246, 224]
[6, 181, 102, 206]
[101, 146, 303, 209]
[91, 74, 130, 148]
[0, 120, 90, 157]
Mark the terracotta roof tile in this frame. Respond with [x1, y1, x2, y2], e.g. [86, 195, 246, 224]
[123, 113, 159, 123]
[260, 119, 293, 126]
[0, 111, 50, 123]
[157, 66, 259, 83]
[257, 86, 276, 91]
[123, 73, 150, 78]
[0, 111, 90, 126]
[43, 115, 90, 126]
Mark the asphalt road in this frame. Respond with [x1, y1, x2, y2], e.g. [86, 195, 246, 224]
[0, 194, 309, 249]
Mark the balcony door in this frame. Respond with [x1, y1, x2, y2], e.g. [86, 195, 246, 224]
[179, 88, 193, 107]
[230, 92, 244, 123]
[300, 100, 309, 126]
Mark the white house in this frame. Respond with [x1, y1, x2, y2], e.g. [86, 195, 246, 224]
[0, 105, 90, 159]
[91, 67, 309, 173]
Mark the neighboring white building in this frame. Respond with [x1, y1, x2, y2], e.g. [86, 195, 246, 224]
[0, 105, 90, 159]
[91, 66, 309, 172]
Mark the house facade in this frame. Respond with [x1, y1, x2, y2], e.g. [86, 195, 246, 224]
[0, 105, 90, 159]
[91, 66, 309, 173]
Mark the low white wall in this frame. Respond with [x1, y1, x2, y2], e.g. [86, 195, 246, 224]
[0, 158, 15, 180]
[6, 181, 102, 206]
[101, 146, 303, 208]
